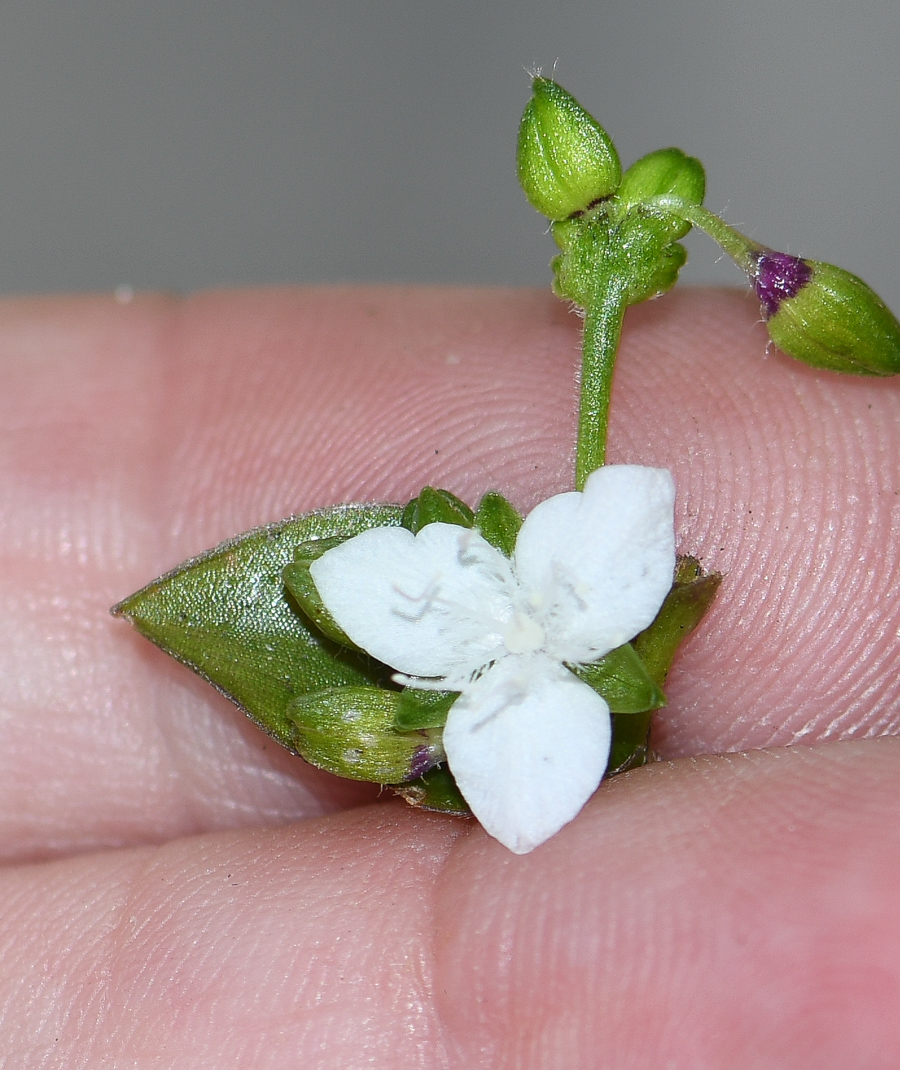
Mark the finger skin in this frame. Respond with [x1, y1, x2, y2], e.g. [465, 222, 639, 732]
[0, 287, 898, 860]
[1, 287, 899, 1067]
[2, 741, 898, 1068]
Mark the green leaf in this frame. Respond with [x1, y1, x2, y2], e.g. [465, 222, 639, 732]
[401, 486, 475, 532]
[111, 503, 403, 752]
[289, 686, 444, 783]
[475, 491, 523, 557]
[393, 688, 459, 730]
[393, 764, 471, 815]
[572, 641, 666, 714]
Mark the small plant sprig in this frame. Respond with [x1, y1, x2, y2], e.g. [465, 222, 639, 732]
[112, 76, 900, 854]
[517, 77, 900, 485]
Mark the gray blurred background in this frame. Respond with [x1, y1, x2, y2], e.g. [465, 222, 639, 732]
[0, 1, 896, 305]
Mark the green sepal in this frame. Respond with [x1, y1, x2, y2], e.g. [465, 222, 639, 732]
[572, 641, 666, 714]
[474, 491, 523, 557]
[618, 148, 706, 242]
[283, 543, 360, 651]
[606, 555, 722, 775]
[550, 208, 691, 311]
[393, 688, 458, 730]
[633, 554, 722, 687]
[550, 145, 704, 310]
[289, 686, 445, 783]
[614, 201, 697, 306]
[111, 503, 403, 752]
[402, 486, 475, 532]
[393, 764, 471, 815]
[550, 216, 581, 252]
[292, 535, 348, 561]
[620, 237, 688, 305]
[549, 214, 610, 306]
[517, 77, 621, 221]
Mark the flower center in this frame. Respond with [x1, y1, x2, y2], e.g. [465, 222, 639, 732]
[502, 611, 545, 655]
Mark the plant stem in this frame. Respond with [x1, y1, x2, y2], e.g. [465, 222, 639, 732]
[648, 197, 763, 273]
[576, 275, 628, 489]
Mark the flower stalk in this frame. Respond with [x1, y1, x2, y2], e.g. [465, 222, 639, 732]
[646, 196, 762, 272]
[576, 275, 628, 487]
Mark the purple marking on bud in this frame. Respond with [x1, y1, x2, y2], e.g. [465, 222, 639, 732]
[751, 251, 813, 319]
[409, 745, 436, 781]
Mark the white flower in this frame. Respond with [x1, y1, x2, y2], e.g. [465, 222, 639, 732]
[310, 465, 676, 854]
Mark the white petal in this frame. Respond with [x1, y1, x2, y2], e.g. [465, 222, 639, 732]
[310, 523, 516, 680]
[443, 654, 611, 854]
[513, 466, 675, 663]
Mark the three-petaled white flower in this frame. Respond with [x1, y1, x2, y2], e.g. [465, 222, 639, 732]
[310, 465, 676, 854]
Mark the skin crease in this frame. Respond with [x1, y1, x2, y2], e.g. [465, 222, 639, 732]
[0, 285, 899, 1067]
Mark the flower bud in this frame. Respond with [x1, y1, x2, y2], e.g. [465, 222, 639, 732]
[617, 147, 706, 241]
[517, 77, 621, 220]
[289, 686, 445, 783]
[751, 251, 900, 376]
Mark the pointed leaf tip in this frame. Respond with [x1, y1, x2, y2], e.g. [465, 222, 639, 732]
[112, 503, 403, 751]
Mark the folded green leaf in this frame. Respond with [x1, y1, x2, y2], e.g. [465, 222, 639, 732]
[111, 503, 403, 751]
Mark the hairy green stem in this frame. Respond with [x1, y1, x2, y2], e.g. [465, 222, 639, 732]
[648, 197, 763, 272]
[576, 276, 628, 489]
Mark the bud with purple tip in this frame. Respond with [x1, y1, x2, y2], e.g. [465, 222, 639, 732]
[751, 250, 900, 376]
[288, 685, 446, 783]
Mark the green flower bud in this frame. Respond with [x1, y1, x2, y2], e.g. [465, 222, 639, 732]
[751, 251, 900, 376]
[289, 686, 445, 783]
[617, 147, 706, 242]
[517, 77, 621, 220]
